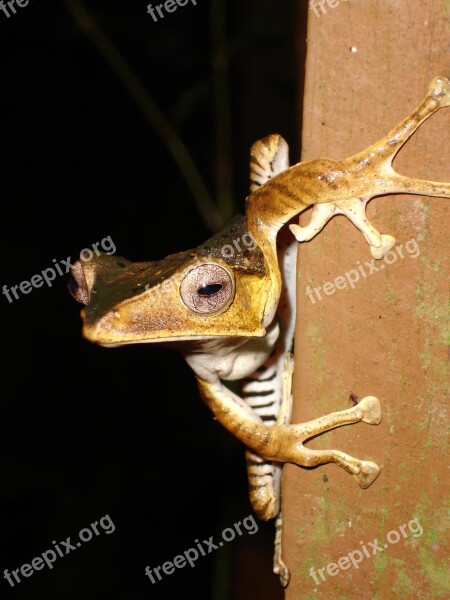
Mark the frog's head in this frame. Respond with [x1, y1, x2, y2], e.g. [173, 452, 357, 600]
[69, 216, 270, 346]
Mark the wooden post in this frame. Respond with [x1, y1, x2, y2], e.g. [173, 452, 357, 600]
[284, 1, 449, 597]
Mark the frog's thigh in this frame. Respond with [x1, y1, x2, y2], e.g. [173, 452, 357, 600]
[245, 352, 294, 520]
[245, 455, 290, 585]
[246, 450, 282, 520]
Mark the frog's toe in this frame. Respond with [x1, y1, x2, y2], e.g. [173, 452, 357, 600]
[357, 396, 382, 425]
[289, 223, 311, 242]
[274, 561, 291, 588]
[353, 461, 381, 488]
[370, 234, 395, 259]
[430, 76, 450, 107]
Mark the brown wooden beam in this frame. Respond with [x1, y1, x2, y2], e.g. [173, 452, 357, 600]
[284, 1, 449, 596]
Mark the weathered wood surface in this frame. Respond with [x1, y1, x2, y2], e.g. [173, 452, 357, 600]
[285, 1, 449, 597]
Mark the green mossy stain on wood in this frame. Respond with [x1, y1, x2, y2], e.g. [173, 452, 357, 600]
[392, 562, 414, 596]
[418, 548, 449, 597]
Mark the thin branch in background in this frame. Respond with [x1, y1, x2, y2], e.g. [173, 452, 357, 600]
[62, 0, 224, 232]
[211, 0, 234, 222]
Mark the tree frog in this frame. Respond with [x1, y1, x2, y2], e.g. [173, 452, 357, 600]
[69, 77, 450, 586]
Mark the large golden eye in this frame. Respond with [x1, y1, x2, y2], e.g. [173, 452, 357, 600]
[180, 264, 235, 315]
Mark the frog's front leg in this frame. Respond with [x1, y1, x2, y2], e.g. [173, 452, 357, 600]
[283, 76, 450, 257]
[197, 377, 382, 488]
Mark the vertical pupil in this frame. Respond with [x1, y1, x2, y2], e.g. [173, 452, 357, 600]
[198, 283, 222, 296]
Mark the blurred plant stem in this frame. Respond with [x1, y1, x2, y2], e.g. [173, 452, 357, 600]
[63, 0, 226, 232]
[211, 0, 234, 224]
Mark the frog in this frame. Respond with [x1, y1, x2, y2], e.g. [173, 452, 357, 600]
[69, 76, 450, 586]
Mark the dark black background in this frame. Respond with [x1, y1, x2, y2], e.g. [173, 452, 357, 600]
[1, 1, 306, 598]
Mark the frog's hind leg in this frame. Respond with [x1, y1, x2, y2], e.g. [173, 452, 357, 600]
[243, 353, 294, 586]
[243, 354, 286, 521]
[288, 395, 382, 488]
[245, 448, 290, 585]
[199, 377, 382, 487]
[249, 133, 290, 193]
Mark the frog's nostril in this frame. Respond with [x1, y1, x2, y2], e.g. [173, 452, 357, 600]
[67, 260, 89, 305]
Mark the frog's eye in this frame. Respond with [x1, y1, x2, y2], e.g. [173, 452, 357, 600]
[180, 264, 235, 315]
[67, 260, 89, 305]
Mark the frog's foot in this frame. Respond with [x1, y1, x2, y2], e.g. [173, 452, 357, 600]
[273, 512, 290, 587]
[275, 396, 382, 487]
[289, 198, 396, 259]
